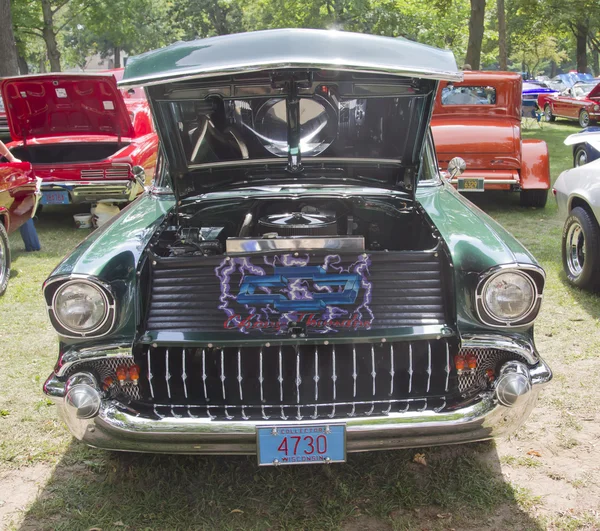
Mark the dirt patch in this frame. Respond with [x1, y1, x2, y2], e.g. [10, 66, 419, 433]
[0, 464, 53, 530]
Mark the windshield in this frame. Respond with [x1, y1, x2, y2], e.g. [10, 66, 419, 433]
[572, 83, 600, 97]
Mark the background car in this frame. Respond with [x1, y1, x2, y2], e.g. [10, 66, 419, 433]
[431, 71, 551, 207]
[546, 72, 596, 92]
[538, 80, 600, 127]
[0, 95, 9, 141]
[553, 159, 600, 290]
[42, 30, 551, 463]
[0, 161, 39, 295]
[0, 72, 158, 207]
[563, 127, 600, 166]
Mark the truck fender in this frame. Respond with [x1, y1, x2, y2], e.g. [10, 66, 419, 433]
[521, 139, 550, 190]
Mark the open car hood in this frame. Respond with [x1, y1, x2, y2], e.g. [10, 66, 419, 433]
[0, 74, 134, 141]
[121, 29, 462, 199]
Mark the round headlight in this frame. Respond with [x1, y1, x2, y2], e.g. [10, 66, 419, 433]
[53, 281, 109, 334]
[481, 271, 536, 323]
[594, 105, 600, 111]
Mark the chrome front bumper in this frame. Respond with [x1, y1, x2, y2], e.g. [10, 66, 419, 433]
[44, 358, 552, 455]
[41, 180, 142, 204]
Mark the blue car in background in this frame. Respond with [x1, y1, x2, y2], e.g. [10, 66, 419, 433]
[564, 127, 600, 166]
[522, 81, 557, 118]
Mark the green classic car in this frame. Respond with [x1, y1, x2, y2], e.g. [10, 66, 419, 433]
[43, 29, 551, 464]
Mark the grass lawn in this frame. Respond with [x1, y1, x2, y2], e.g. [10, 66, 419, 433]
[1, 121, 600, 530]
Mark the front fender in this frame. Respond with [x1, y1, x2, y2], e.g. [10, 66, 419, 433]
[520, 139, 550, 190]
[46, 192, 175, 346]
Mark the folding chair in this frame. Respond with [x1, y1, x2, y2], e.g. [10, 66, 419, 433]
[521, 99, 543, 129]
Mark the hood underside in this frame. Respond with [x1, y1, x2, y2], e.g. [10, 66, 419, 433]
[0, 74, 134, 141]
[122, 29, 462, 199]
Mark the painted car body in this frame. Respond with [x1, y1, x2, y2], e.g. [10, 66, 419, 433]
[431, 71, 550, 206]
[42, 30, 551, 460]
[538, 81, 600, 127]
[553, 159, 600, 289]
[0, 72, 158, 206]
[563, 127, 600, 167]
[0, 161, 40, 293]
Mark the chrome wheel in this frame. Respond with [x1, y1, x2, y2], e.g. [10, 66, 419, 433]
[575, 146, 588, 167]
[544, 105, 553, 122]
[565, 222, 585, 277]
[579, 110, 590, 128]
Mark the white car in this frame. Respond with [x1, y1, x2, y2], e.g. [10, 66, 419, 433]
[553, 158, 600, 290]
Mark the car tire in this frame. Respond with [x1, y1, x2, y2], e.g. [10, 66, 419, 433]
[520, 189, 548, 208]
[562, 206, 600, 291]
[0, 222, 10, 297]
[574, 144, 590, 167]
[544, 104, 555, 122]
[579, 109, 591, 128]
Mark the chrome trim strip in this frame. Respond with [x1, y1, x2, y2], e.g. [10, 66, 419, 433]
[408, 342, 413, 394]
[165, 348, 171, 399]
[226, 235, 365, 254]
[444, 340, 450, 393]
[188, 157, 403, 171]
[460, 334, 538, 365]
[147, 349, 154, 399]
[450, 178, 519, 185]
[426, 341, 432, 393]
[201, 348, 208, 400]
[182, 349, 188, 399]
[56, 346, 133, 377]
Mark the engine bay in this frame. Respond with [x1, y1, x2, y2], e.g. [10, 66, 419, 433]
[151, 195, 439, 257]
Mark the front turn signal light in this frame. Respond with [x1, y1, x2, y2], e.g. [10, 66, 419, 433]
[129, 364, 140, 386]
[466, 353, 477, 370]
[116, 365, 128, 385]
[454, 355, 466, 372]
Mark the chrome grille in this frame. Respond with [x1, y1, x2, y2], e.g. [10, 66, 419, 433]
[105, 165, 131, 179]
[80, 169, 105, 179]
[132, 340, 460, 420]
[64, 357, 140, 400]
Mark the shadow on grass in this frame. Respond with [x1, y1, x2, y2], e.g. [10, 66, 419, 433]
[18, 439, 543, 530]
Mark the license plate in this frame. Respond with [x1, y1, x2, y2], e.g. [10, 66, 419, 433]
[457, 177, 484, 192]
[257, 424, 346, 466]
[41, 190, 70, 204]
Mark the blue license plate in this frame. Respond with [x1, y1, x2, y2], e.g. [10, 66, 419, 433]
[257, 424, 346, 466]
[41, 190, 70, 205]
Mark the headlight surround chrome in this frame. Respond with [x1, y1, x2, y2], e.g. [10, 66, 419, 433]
[475, 266, 544, 327]
[44, 277, 116, 338]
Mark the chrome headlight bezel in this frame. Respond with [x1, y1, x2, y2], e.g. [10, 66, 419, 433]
[475, 265, 544, 327]
[44, 276, 116, 338]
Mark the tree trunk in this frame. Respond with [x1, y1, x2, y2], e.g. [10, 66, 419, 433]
[550, 60, 557, 78]
[0, 0, 20, 77]
[41, 0, 61, 72]
[497, 0, 507, 70]
[17, 54, 29, 75]
[575, 21, 588, 73]
[465, 0, 486, 70]
[114, 47, 121, 69]
[593, 48, 599, 77]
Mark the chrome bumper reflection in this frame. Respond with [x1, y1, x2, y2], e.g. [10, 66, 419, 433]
[46, 357, 552, 455]
[41, 180, 142, 204]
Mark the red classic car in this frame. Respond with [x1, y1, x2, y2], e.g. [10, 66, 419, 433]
[0, 161, 39, 295]
[0, 73, 158, 206]
[431, 71, 550, 207]
[538, 81, 600, 128]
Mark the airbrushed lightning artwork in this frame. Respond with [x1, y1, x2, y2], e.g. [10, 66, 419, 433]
[216, 253, 373, 334]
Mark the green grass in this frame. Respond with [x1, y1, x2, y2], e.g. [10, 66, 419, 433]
[2, 122, 600, 530]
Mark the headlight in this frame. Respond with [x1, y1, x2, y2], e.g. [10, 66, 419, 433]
[44, 278, 115, 337]
[476, 268, 543, 327]
[594, 105, 600, 111]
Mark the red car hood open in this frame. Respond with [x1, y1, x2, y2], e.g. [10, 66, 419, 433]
[0, 74, 135, 141]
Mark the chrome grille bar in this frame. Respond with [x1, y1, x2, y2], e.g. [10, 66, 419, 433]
[278, 346, 284, 402]
[147, 349, 154, 399]
[312, 345, 319, 419]
[201, 348, 208, 400]
[408, 342, 413, 394]
[445, 340, 451, 392]
[426, 341, 432, 393]
[182, 349, 188, 399]
[329, 345, 337, 418]
[165, 348, 171, 399]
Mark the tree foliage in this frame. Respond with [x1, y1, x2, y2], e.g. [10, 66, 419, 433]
[7, 0, 600, 75]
